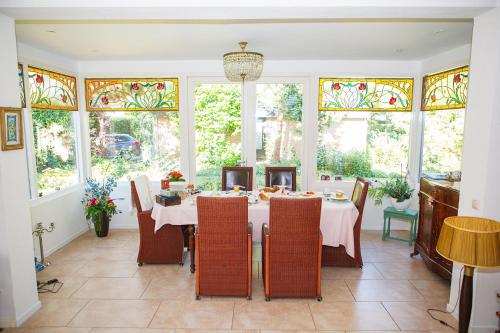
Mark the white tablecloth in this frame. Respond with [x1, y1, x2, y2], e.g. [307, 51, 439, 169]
[151, 194, 359, 257]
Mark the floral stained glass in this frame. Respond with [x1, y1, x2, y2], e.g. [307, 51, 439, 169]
[18, 64, 26, 108]
[85, 78, 179, 111]
[28, 66, 78, 111]
[319, 78, 413, 111]
[421, 66, 468, 111]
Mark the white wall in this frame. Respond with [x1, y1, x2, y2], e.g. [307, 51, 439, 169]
[16, 43, 89, 264]
[0, 13, 39, 327]
[451, 7, 500, 333]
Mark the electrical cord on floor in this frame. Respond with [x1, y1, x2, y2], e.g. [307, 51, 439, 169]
[37, 278, 63, 294]
[426, 266, 464, 331]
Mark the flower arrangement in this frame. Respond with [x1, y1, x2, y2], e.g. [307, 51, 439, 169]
[168, 170, 185, 182]
[82, 177, 121, 237]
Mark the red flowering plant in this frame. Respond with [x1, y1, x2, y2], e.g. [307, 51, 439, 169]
[168, 170, 185, 182]
[82, 177, 121, 236]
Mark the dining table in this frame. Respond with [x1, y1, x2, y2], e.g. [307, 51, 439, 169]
[151, 191, 359, 273]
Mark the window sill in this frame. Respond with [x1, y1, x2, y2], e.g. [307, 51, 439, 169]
[30, 183, 84, 208]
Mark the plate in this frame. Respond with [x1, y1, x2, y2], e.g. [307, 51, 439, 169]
[330, 196, 349, 201]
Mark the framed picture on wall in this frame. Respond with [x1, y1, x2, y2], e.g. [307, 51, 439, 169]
[0, 107, 24, 151]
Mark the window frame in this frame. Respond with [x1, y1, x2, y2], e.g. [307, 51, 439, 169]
[21, 62, 84, 200]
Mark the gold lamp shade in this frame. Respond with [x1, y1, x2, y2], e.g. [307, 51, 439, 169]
[436, 216, 500, 268]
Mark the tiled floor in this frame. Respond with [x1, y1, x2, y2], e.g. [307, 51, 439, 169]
[7, 229, 457, 333]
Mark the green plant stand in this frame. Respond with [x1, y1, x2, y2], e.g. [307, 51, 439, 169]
[383, 206, 418, 246]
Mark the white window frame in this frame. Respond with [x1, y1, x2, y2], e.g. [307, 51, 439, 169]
[22, 63, 84, 200]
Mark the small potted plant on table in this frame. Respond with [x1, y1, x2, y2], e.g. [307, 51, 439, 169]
[168, 170, 187, 191]
[82, 177, 121, 237]
[368, 170, 414, 211]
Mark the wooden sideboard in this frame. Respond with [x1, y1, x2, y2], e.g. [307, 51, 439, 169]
[411, 177, 460, 279]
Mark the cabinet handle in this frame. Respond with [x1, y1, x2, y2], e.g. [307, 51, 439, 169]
[427, 191, 436, 207]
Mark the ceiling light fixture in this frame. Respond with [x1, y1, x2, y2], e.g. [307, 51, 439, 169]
[46, 30, 56, 33]
[223, 42, 264, 82]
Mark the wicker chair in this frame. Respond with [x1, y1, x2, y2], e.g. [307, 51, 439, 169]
[195, 196, 252, 299]
[262, 197, 323, 301]
[265, 166, 297, 191]
[322, 176, 369, 267]
[222, 166, 253, 191]
[131, 176, 185, 266]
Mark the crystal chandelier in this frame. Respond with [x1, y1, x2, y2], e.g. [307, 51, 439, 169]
[223, 42, 264, 82]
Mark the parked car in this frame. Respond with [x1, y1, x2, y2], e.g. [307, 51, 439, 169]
[102, 134, 142, 159]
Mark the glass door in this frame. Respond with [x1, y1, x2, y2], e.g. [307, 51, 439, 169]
[254, 82, 304, 189]
[192, 82, 242, 190]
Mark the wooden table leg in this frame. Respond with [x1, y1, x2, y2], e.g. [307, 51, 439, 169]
[188, 225, 195, 273]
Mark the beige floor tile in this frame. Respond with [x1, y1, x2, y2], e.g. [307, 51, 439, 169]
[232, 301, 315, 330]
[374, 261, 442, 280]
[346, 279, 424, 301]
[309, 301, 399, 331]
[383, 301, 457, 331]
[38, 276, 89, 299]
[69, 300, 160, 328]
[262, 331, 343, 333]
[37, 260, 87, 278]
[176, 330, 259, 333]
[5, 328, 91, 333]
[141, 275, 194, 300]
[72, 277, 151, 299]
[149, 300, 234, 329]
[321, 263, 383, 280]
[346, 331, 429, 333]
[320, 279, 355, 302]
[134, 264, 181, 279]
[22, 299, 89, 327]
[362, 248, 412, 263]
[410, 279, 451, 302]
[75, 260, 138, 278]
[90, 329, 174, 333]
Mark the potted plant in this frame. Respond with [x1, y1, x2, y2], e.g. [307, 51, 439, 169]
[368, 171, 414, 211]
[168, 170, 187, 190]
[82, 177, 121, 237]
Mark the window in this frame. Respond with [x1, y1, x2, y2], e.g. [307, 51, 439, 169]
[86, 78, 181, 181]
[421, 67, 468, 176]
[317, 78, 413, 180]
[28, 67, 79, 196]
[89, 111, 181, 180]
[317, 111, 411, 179]
[86, 78, 179, 111]
[18, 64, 26, 108]
[194, 83, 241, 190]
[421, 110, 465, 175]
[255, 83, 303, 189]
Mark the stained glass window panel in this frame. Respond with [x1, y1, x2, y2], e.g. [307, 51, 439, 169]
[18, 64, 26, 108]
[421, 66, 468, 111]
[28, 67, 78, 111]
[86, 78, 179, 111]
[319, 78, 413, 111]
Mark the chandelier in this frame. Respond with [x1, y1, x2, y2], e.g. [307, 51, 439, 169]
[223, 42, 264, 82]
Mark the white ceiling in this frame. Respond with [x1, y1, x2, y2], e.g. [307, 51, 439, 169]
[15, 20, 473, 61]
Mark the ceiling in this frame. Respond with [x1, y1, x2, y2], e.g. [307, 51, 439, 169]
[15, 20, 473, 61]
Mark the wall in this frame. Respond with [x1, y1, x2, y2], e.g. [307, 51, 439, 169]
[0, 13, 39, 327]
[451, 7, 500, 332]
[17, 43, 89, 262]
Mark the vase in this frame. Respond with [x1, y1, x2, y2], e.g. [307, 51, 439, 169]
[93, 212, 110, 237]
[390, 197, 411, 211]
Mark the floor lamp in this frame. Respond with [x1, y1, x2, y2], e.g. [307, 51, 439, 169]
[436, 216, 500, 333]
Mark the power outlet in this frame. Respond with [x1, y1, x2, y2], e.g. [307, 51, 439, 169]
[472, 199, 480, 210]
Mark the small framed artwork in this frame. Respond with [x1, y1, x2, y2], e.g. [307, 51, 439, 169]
[0, 107, 24, 151]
